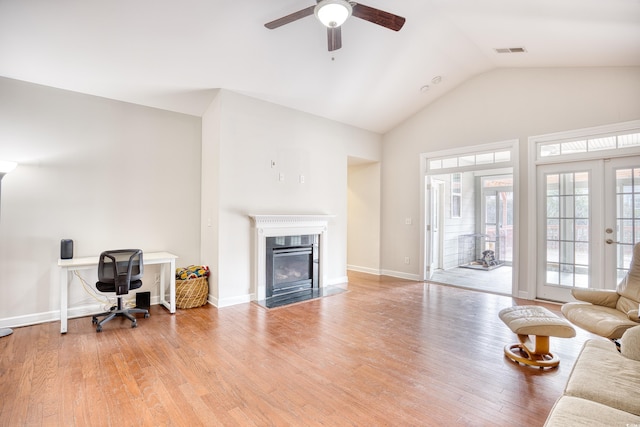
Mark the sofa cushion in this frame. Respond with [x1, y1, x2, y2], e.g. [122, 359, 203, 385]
[544, 396, 640, 427]
[621, 325, 640, 361]
[564, 339, 640, 416]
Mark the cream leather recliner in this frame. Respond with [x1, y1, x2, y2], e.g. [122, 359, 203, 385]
[561, 244, 640, 340]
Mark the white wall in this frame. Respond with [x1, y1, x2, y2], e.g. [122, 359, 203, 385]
[0, 77, 202, 327]
[200, 90, 382, 306]
[381, 66, 640, 293]
[347, 161, 381, 274]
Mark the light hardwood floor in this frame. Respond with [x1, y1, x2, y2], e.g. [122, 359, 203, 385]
[0, 272, 598, 426]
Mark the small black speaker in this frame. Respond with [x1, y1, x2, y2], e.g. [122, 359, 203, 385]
[136, 291, 151, 309]
[60, 239, 73, 259]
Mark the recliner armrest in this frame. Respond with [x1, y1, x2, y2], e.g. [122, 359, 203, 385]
[571, 288, 619, 308]
[621, 325, 640, 361]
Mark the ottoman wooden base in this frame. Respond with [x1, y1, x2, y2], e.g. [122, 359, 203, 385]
[504, 335, 560, 368]
[499, 305, 576, 369]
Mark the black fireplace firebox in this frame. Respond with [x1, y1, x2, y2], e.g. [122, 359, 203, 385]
[266, 234, 319, 299]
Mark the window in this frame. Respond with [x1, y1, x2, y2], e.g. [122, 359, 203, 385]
[429, 149, 511, 172]
[451, 173, 461, 218]
[538, 131, 640, 159]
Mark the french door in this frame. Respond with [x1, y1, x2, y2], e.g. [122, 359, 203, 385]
[481, 175, 513, 264]
[427, 178, 445, 279]
[536, 156, 640, 301]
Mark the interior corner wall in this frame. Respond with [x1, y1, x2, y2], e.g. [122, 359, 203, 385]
[381, 66, 640, 294]
[347, 162, 381, 274]
[0, 77, 202, 328]
[200, 90, 222, 304]
[203, 90, 381, 306]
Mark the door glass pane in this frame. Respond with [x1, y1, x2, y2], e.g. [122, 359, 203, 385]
[485, 195, 496, 223]
[575, 196, 589, 217]
[561, 173, 574, 194]
[480, 176, 514, 265]
[616, 167, 640, 279]
[545, 171, 589, 288]
[634, 168, 640, 192]
[501, 191, 514, 263]
[620, 194, 633, 218]
[576, 218, 589, 242]
[618, 244, 634, 282]
[575, 172, 589, 194]
[547, 197, 559, 217]
[561, 219, 574, 241]
[546, 174, 559, 195]
[547, 219, 559, 240]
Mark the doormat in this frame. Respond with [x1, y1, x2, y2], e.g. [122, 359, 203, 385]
[255, 286, 347, 310]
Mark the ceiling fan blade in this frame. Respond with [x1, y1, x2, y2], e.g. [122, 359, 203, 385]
[265, 5, 315, 29]
[351, 3, 406, 31]
[327, 27, 342, 51]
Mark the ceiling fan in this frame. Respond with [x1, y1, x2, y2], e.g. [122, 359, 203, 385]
[265, 0, 406, 52]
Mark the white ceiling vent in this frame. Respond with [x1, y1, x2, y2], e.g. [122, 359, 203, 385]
[495, 47, 527, 53]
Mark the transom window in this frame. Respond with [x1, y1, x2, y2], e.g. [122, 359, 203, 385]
[429, 149, 511, 172]
[538, 131, 640, 159]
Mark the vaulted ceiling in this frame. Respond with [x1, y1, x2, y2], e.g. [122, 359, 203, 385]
[1, 0, 638, 134]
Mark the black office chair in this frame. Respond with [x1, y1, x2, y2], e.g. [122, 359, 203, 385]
[92, 249, 149, 332]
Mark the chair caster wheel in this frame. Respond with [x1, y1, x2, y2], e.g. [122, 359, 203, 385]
[92, 317, 98, 325]
[144, 313, 150, 319]
[131, 321, 137, 328]
[96, 326, 102, 332]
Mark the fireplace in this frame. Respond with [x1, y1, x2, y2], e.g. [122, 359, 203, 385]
[249, 214, 333, 302]
[266, 235, 318, 298]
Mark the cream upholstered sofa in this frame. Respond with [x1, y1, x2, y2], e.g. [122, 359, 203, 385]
[562, 243, 640, 339]
[544, 325, 640, 426]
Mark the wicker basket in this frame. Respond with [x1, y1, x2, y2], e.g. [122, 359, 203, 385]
[175, 277, 209, 309]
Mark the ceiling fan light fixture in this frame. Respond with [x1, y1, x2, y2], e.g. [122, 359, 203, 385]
[314, 0, 352, 28]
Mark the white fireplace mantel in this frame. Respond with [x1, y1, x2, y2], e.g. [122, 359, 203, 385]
[249, 214, 334, 301]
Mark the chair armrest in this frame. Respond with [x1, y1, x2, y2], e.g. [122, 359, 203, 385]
[621, 325, 640, 361]
[571, 288, 619, 308]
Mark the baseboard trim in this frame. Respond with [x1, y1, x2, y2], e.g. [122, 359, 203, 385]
[326, 276, 349, 286]
[379, 269, 421, 281]
[0, 295, 164, 329]
[347, 265, 381, 275]
[216, 294, 252, 308]
[207, 295, 218, 307]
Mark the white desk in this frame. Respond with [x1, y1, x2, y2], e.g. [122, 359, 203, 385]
[57, 251, 178, 334]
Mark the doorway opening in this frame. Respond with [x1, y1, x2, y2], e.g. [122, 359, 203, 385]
[421, 141, 518, 296]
